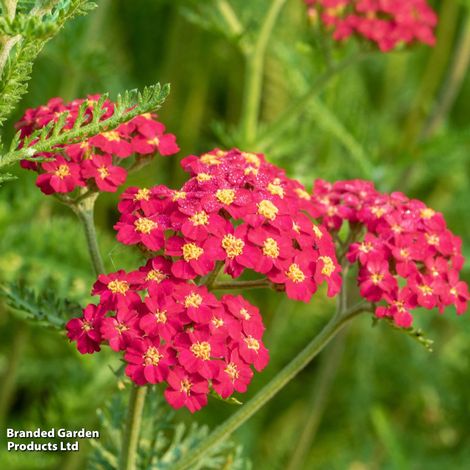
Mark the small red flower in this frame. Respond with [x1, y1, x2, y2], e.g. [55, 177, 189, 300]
[124, 338, 175, 385]
[81, 154, 127, 192]
[66, 304, 103, 354]
[164, 366, 209, 413]
[36, 156, 84, 194]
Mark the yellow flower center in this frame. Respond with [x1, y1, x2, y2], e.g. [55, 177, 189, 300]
[141, 112, 152, 120]
[190, 341, 211, 360]
[450, 287, 458, 297]
[393, 300, 406, 313]
[425, 234, 439, 246]
[257, 200, 278, 220]
[370, 273, 384, 285]
[172, 190, 187, 201]
[200, 153, 222, 165]
[147, 136, 160, 145]
[182, 243, 204, 261]
[108, 280, 129, 294]
[154, 310, 167, 323]
[420, 208, 435, 219]
[134, 217, 156, 234]
[224, 362, 239, 381]
[286, 264, 306, 283]
[211, 316, 224, 328]
[418, 284, 433, 296]
[359, 242, 373, 253]
[312, 224, 323, 238]
[295, 188, 311, 200]
[97, 166, 109, 179]
[54, 165, 70, 179]
[267, 180, 285, 198]
[184, 292, 203, 308]
[216, 189, 236, 205]
[81, 321, 92, 332]
[240, 308, 251, 320]
[400, 249, 410, 259]
[292, 222, 301, 233]
[180, 378, 192, 395]
[146, 269, 167, 283]
[222, 234, 245, 259]
[319, 256, 335, 277]
[196, 173, 212, 182]
[371, 206, 385, 217]
[242, 152, 261, 167]
[190, 211, 209, 226]
[392, 224, 402, 234]
[244, 166, 258, 176]
[143, 346, 163, 366]
[115, 322, 129, 334]
[102, 130, 121, 141]
[134, 188, 150, 201]
[262, 238, 279, 258]
[244, 335, 260, 351]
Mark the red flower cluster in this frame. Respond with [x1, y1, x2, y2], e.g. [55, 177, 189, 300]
[304, 0, 437, 51]
[311, 179, 469, 327]
[66, 263, 268, 412]
[115, 148, 342, 302]
[16, 96, 179, 195]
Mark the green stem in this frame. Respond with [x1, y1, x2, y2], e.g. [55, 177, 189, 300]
[73, 194, 105, 276]
[119, 386, 147, 470]
[173, 303, 366, 470]
[216, 0, 243, 37]
[422, 14, 470, 138]
[256, 53, 369, 151]
[210, 278, 272, 291]
[240, 0, 287, 145]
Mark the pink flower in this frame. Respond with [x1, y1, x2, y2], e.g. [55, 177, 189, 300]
[124, 338, 175, 385]
[81, 154, 127, 192]
[114, 213, 168, 251]
[66, 304, 103, 354]
[165, 236, 223, 279]
[100, 308, 140, 351]
[164, 366, 209, 413]
[213, 350, 254, 398]
[175, 328, 225, 379]
[36, 156, 84, 194]
[92, 270, 141, 310]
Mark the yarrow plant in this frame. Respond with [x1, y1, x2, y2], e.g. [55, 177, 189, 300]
[16, 95, 179, 195]
[310, 179, 469, 327]
[304, 0, 437, 51]
[4, 0, 469, 468]
[65, 148, 342, 412]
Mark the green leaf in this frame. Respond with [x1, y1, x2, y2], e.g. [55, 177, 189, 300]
[0, 281, 82, 329]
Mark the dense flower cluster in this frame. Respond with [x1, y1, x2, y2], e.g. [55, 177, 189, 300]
[16, 96, 179, 195]
[115, 148, 342, 302]
[304, 0, 437, 51]
[66, 264, 268, 412]
[311, 179, 469, 327]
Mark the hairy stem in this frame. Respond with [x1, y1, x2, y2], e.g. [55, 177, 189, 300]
[73, 194, 105, 276]
[119, 386, 147, 470]
[173, 302, 366, 470]
[240, 0, 287, 145]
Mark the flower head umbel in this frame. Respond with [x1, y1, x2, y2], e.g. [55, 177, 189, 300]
[16, 95, 179, 195]
[304, 0, 437, 52]
[114, 148, 342, 303]
[66, 269, 269, 413]
[311, 179, 469, 327]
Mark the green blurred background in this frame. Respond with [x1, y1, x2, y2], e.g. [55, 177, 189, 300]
[1, 0, 470, 468]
